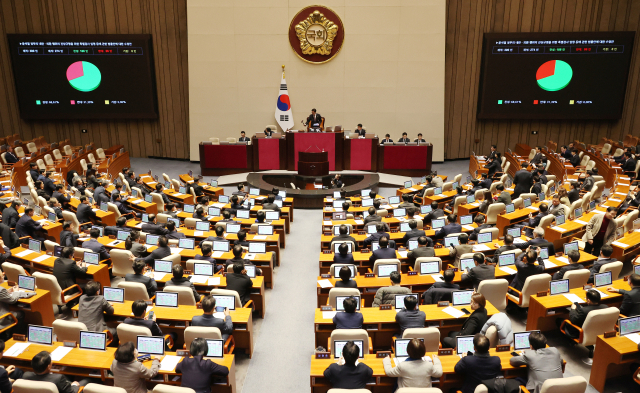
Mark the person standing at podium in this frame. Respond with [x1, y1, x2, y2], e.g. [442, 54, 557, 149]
[305, 108, 322, 132]
[355, 124, 366, 137]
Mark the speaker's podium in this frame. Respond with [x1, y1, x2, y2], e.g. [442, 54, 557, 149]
[298, 151, 329, 176]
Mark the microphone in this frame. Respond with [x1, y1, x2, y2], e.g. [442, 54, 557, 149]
[315, 145, 321, 152]
[305, 145, 312, 152]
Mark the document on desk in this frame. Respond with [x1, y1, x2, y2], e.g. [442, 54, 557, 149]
[473, 244, 491, 252]
[16, 250, 34, 258]
[130, 199, 142, 204]
[208, 277, 221, 286]
[563, 293, 585, 304]
[323, 221, 332, 226]
[609, 198, 622, 203]
[318, 279, 333, 288]
[462, 225, 475, 231]
[431, 274, 444, 282]
[211, 251, 224, 258]
[170, 248, 183, 255]
[194, 231, 204, 236]
[469, 202, 480, 207]
[612, 241, 628, 248]
[135, 223, 144, 229]
[160, 355, 182, 371]
[615, 192, 628, 196]
[253, 235, 267, 240]
[326, 198, 333, 202]
[397, 251, 408, 258]
[213, 312, 225, 319]
[211, 203, 225, 208]
[190, 275, 208, 284]
[529, 206, 539, 211]
[322, 311, 337, 320]
[50, 346, 74, 361]
[554, 257, 569, 264]
[4, 342, 30, 357]
[554, 227, 567, 232]
[574, 220, 587, 225]
[624, 333, 640, 344]
[153, 273, 167, 280]
[499, 266, 517, 275]
[513, 238, 527, 244]
[542, 260, 556, 269]
[408, 188, 417, 192]
[32, 254, 50, 263]
[355, 220, 364, 225]
[593, 288, 609, 298]
[442, 307, 465, 319]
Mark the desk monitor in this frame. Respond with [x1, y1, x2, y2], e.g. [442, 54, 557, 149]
[28, 239, 41, 253]
[265, 211, 280, 221]
[226, 223, 241, 234]
[394, 208, 406, 217]
[144, 195, 153, 203]
[594, 271, 612, 287]
[538, 247, 549, 260]
[178, 238, 195, 250]
[218, 195, 229, 204]
[117, 230, 130, 241]
[394, 294, 418, 309]
[144, 235, 159, 247]
[333, 225, 349, 236]
[498, 253, 515, 267]
[336, 295, 361, 311]
[460, 258, 476, 272]
[195, 221, 210, 231]
[400, 222, 411, 232]
[53, 245, 63, 257]
[507, 227, 521, 238]
[635, 264, 640, 276]
[407, 240, 419, 251]
[84, 251, 100, 265]
[164, 181, 171, 189]
[362, 210, 369, 219]
[332, 212, 346, 222]
[249, 188, 260, 196]
[100, 202, 108, 212]
[28, 325, 52, 345]
[388, 196, 400, 205]
[538, 193, 546, 202]
[236, 209, 250, 219]
[179, 186, 187, 194]
[213, 241, 229, 252]
[80, 331, 107, 351]
[549, 279, 570, 296]
[395, 338, 424, 358]
[619, 316, 640, 336]
[91, 226, 104, 237]
[334, 340, 364, 359]
[333, 191, 341, 199]
[367, 225, 378, 234]
[452, 182, 459, 189]
[420, 261, 440, 275]
[183, 204, 195, 214]
[210, 180, 218, 187]
[208, 207, 220, 216]
[249, 242, 266, 253]
[523, 198, 532, 208]
[194, 263, 214, 276]
[137, 336, 164, 356]
[563, 241, 579, 255]
[460, 215, 473, 225]
[466, 175, 472, 184]
[154, 260, 173, 273]
[132, 189, 139, 198]
[333, 242, 352, 253]
[444, 236, 459, 247]
[456, 335, 475, 355]
[140, 213, 150, 224]
[477, 232, 492, 244]
[258, 225, 274, 235]
[421, 205, 432, 214]
[574, 207, 583, 219]
[103, 287, 125, 303]
[434, 187, 442, 195]
[513, 331, 541, 351]
[18, 275, 35, 291]
[206, 339, 224, 358]
[245, 265, 257, 279]
[212, 295, 236, 311]
[377, 264, 398, 277]
[432, 219, 445, 229]
[555, 215, 566, 226]
[505, 203, 515, 214]
[333, 200, 344, 209]
[404, 180, 412, 189]
[155, 291, 179, 308]
[34, 206, 41, 216]
[362, 198, 374, 207]
[47, 212, 57, 223]
[466, 195, 475, 204]
[452, 290, 474, 306]
[589, 200, 596, 211]
[274, 200, 283, 208]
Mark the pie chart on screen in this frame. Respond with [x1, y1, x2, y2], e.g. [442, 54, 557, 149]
[536, 60, 573, 91]
[66, 61, 101, 92]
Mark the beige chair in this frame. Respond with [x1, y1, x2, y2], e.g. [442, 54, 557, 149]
[329, 329, 372, 356]
[117, 323, 174, 350]
[183, 326, 234, 354]
[162, 173, 171, 184]
[601, 143, 612, 155]
[14, 146, 25, 158]
[328, 390, 373, 393]
[161, 253, 182, 267]
[450, 196, 466, 215]
[63, 144, 74, 156]
[84, 384, 127, 393]
[53, 149, 63, 161]
[376, 209, 389, 217]
[623, 209, 639, 232]
[153, 385, 196, 393]
[184, 217, 200, 229]
[599, 261, 623, 280]
[44, 154, 55, 167]
[327, 288, 360, 308]
[581, 193, 592, 211]
[210, 288, 253, 309]
[171, 179, 181, 191]
[484, 203, 505, 225]
[26, 142, 37, 153]
[53, 320, 93, 342]
[563, 269, 590, 289]
[164, 286, 197, 306]
[372, 259, 401, 276]
[96, 148, 106, 161]
[151, 192, 165, 212]
[441, 181, 453, 192]
[569, 199, 583, 219]
[106, 202, 121, 219]
[537, 214, 555, 229]
[402, 328, 440, 352]
[520, 193, 537, 202]
[478, 279, 509, 310]
[560, 307, 619, 363]
[226, 137, 237, 143]
[528, 148, 536, 160]
[511, 197, 523, 209]
[507, 273, 551, 308]
[328, 263, 357, 278]
[473, 384, 489, 393]
[330, 240, 355, 253]
[111, 249, 135, 277]
[157, 213, 171, 224]
[118, 281, 152, 301]
[413, 257, 442, 273]
[80, 159, 88, 173]
[592, 181, 606, 201]
[62, 210, 82, 234]
[2, 262, 28, 283]
[13, 380, 58, 393]
[73, 247, 93, 261]
[537, 376, 587, 393]
[488, 181, 502, 194]
[209, 138, 220, 145]
[87, 153, 96, 165]
[33, 271, 82, 310]
[479, 227, 499, 240]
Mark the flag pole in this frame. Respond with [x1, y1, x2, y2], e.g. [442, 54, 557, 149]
[282, 64, 285, 78]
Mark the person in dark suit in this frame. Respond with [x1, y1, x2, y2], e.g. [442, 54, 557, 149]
[110, 183, 123, 202]
[163, 203, 180, 219]
[141, 214, 169, 236]
[28, 163, 40, 183]
[198, 226, 226, 249]
[422, 269, 460, 304]
[530, 175, 542, 195]
[83, 227, 111, 260]
[166, 264, 202, 302]
[333, 296, 363, 329]
[323, 341, 373, 389]
[125, 260, 157, 297]
[398, 132, 410, 144]
[567, 181, 580, 204]
[2, 200, 20, 229]
[443, 293, 489, 348]
[134, 236, 172, 266]
[104, 217, 131, 238]
[176, 338, 229, 393]
[369, 236, 396, 264]
[510, 249, 545, 292]
[224, 245, 259, 275]
[516, 227, 556, 255]
[569, 150, 581, 167]
[262, 194, 281, 212]
[334, 264, 357, 288]
[622, 151, 637, 174]
[580, 170, 595, 192]
[123, 300, 176, 350]
[305, 108, 322, 129]
[381, 134, 393, 144]
[561, 289, 608, 340]
[163, 221, 185, 240]
[355, 124, 366, 137]
[239, 131, 250, 142]
[76, 196, 98, 225]
[509, 332, 563, 393]
[530, 146, 543, 166]
[364, 222, 391, 247]
[423, 202, 444, 227]
[407, 236, 435, 265]
[3, 147, 18, 164]
[523, 203, 549, 237]
[191, 295, 233, 340]
[552, 249, 585, 281]
[454, 334, 502, 393]
[468, 215, 492, 241]
[114, 193, 137, 217]
[513, 163, 533, 198]
[484, 156, 501, 178]
[24, 351, 89, 393]
[60, 222, 78, 248]
[42, 172, 56, 197]
[93, 181, 110, 205]
[15, 207, 45, 241]
[462, 253, 495, 290]
[486, 144, 498, 160]
[263, 127, 275, 137]
[333, 243, 356, 269]
[331, 224, 357, 251]
[560, 145, 572, 160]
[587, 245, 616, 283]
[154, 184, 171, 206]
[479, 173, 492, 190]
[226, 261, 253, 306]
[495, 184, 511, 205]
[607, 273, 640, 316]
[401, 219, 426, 244]
[466, 179, 483, 196]
[0, 223, 19, 249]
[414, 133, 426, 143]
[194, 244, 224, 273]
[395, 295, 425, 336]
[433, 214, 462, 240]
[52, 247, 88, 292]
[363, 206, 381, 225]
[444, 187, 466, 211]
[0, 340, 23, 392]
[52, 185, 71, 209]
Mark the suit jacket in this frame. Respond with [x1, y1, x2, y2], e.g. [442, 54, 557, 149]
[510, 348, 563, 393]
[528, 211, 548, 228]
[306, 113, 322, 126]
[396, 309, 426, 335]
[568, 188, 580, 203]
[484, 160, 501, 177]
[356, 129, 367, 137]
[333, 253, 356, 265]
[138, 246, 171, 266]
[0, 223, 19, 249]
[78, 294, 114, 332]
[398, 137, 411, 143]
[459, 307, 488, 336]
[52, 257, 88, 291]
[369, 247, 397, 264]
[530, 153, 543, 165]
[166, 276, 202, 302]
[4, 152, 18, 164]
[166, 231, 186, 240]
[125, 273, 157, 297]
[422, 282, 460, 304]
[623, 157, 637, 172]
[110, 358, 160, 393]
[364, 214, 382, 225]
[513, 169, 533, 198]
[511, 254, 544, 291]
[225, 273, 253, 305]
[548, 203, 566, 217]
[402, 229, 426, 244]
[175, 355, 229, 393]
[94, 186, 110, 205]
[191, 314, 233, 340]
[449, 244, 474, 269]
[323, 363, 373, 390]
[333, 312, 364, 329]
[618, 287, 640, 316]
[123, 316, 163, 336]
[23, 372, 78, 393]
[331, 234, 357, 250]
[552, 263, 585, 281]
[588, 257, 617, 281]
[492, 244, 517, 263]
[363, 231, 391, 247]
[434, 223, 463, 240]
[29, 169, 40, 183]
[579, 177, 594, 193]
[462, 264, 495, 289]
[262, 202, 280, 212]
[2, 207, 19, 228]
[141, 223, 169, 236]
[60, 230, 78, 248]
[561, 150, 573, 160]
[104, 225, 131, 237]
[582, 213, 616, 245]
[43, 178, 56, 196]
[570, 154, 580, 167]
[15, 214, 42, 238]
[454, 352, 502, 393]
[516, 238, 555, 255]
[569, 303, 608, 327]
[116, 201, 134, 215]
[77, 203, 97, 223]
[239, 136, 250, 142]
[480, 178, 493, 190]
[83, 238, 110, 260]
[469, 224, 492, 241]
[407, 246, 436, 265]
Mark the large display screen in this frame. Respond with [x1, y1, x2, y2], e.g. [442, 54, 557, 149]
[7, 34, 158, 119]
[477, 32, 635, 119]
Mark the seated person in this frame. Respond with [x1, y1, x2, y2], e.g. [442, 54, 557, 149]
[331, 224, 357, 251]
[449, 233, 474, 269]
[443, 293, 488, 348]
[402, 218, 426, 244]
[323, 341, 373, 389]
[104, 216, 132, 237]
[588, 245, 616, 283]
[262, 194, 280, 212]
[125, 260, 157, 297]
[176, 338, 229, 392]
[111, 341, 160, 393]
[560, 289, 607, 339]
[407, 236, 435, 264]
[141, 214, 169, 236]
[363, 222, 392, 248]
[163, 203, 179, 219]
[83, 227, 111, 260]
[15, 207, 44, 241]
[422, 269, 459, 304]
[552, 249, 585, 280]
[454, 334, 502, 393]
[225, 245, 261, 275]
[364, 206, 382, 225]
[461, 252, 495, 290]
[191, 295, 233, 340]
[24, 351, 91, 393]
[166, 265, 202, 302]
[382, 338, 442, 390]
[607, 273, 640, 317]
[125, 231, 148, 258]
[398, 194, 415, 209]
[396, 295, 425, 336]
[132, 236, 171, 265]
[334, 265, 357, 288]
[123, 300, 176, 349]
[199, 225, 226, 248]
[333, 296, 363, 329]
[509, 332, 563, 393]
[195, 244, 224, 273]
[235, 230, 250, 248]
[372, 271, 410, 307]
[254, 210, 266, 223]
[78, 281, 116, 343]
[468, 215, 492, 241]
[60, 222, 79, 248]
[192, 207, 207, 221]
[0, 339, 23, 392]
[369, 236, 396, 264]
[492, 234, 517, 263]
[511, 248, 544, 293]
[444, 186, 465, 211]
[165, 220, 185, 240]
[226, 261, 253, 306]
[52, 246, 88, 293]
[434, 214, 462, 240]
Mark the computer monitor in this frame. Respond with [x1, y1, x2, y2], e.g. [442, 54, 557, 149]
[226, 223, 241, 234]
[452, 290, 474, 306]
[28, 325, 53, 345]
[563, 241, 579, 255]
[432, 219, 445, 229]
[505, 203, 515, 214]
[574, 207, 583, 218]
[507, 227, 521, 238]
[594, 271, 612, 287]
[362, 198, 373, 207]
[208, 207, 220, 216]
[460, 258, 476, 272]
[377, 264, 398, 277]
[332, 200, 343, 209]
[419, 261, 440, 275]
[218, 195, 229, 204]
[498, 253, 515, 267]
[372, 242, 380, 252]
[103, 287, 125, 303]
[210, 180, 218, 187]
[144, 195, 153, 203]
[249, 188, 260, 196]
[394, 208, 406, 217]
[333, 265, 356, 279]
[274, 200, 283, 208]
[538, 247, 549, 260]
[265, 211, 280, 221]
[619, 316, 640, 336]
[236, 209, 250, 219]
[466, 175, 472, 183]
[333, 242, 352, 253]
[513, 331, 541, 351]
[212, 295, 236, 311]
[155, 291, 179, 308]
[91, 226, 104, 237]
[154, 260, 173, 273]
[194, 263, 214, 276]
[444, 236, 459, 247]
[434, 187, 442, 195]
[589, 200, 596, 210]
[555, 215, 566, 226]
[367, 225, 377, 234]
[407, 240, 419, 251]
[182, 204, 195, 214]
[195, 221, 210, 231]
[100, 202, 108, 212]
[179, 238, 195, 250]
[84, 252, 100, 265]
[18, 275, 35, 291]
[333, 340, 364, 359]
[394, 338, 424, 358]
[333, 226, 348, 236]
[336, 295, 361, 311]
[452, 182, 459, 189]
[28, 239, 41, 253]
[117, 230, 130, 241]
[146, 235, 159, 246]
[466, 195, 475, 204]
[53, 245, 63, 257]
[421, 205, 432, 214]
[456, 335, 475, 355]
[47, 212, 57, 223]
[79, 331, 107, 351]
[179, 186, 187, 194]
[137, 336, 165, 355]
[523, 198, 532, 208]
[404, 180, 412, 189]
[538, 192, 546, 202]
[388, 196, 400, 205]
[258, 225, 274, 235]
[460, 215, 473, 225]
[333, 191, 341, 199]
[212, 241, 230, 252]
[361, 189, 371, 197]
[394, 294, 418, 310]
[549, 279, 570, 296]
[164, 181, 171, 189]
[141, 213, 150, 223]
[205, 339, 224, 358]
[249, 242, 266, 253]
[132, 189, 139, 198]
[635, 264, 640, 276]
[477, 232, 492, 244]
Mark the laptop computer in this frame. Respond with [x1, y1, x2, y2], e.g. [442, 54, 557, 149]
[594, 271, 612, 288]
[456, 335, 475, 355]
[361, 189, 372, 197]
[394, 293, 418, 309]
[79, 331, 107, 351]
[554, 215, 566, 226]
[213, 241, 229, 252]
[563, 241, 579, 255]
[212, 295, 236, 311]
[249, 242, 266, 253]
[205, 339, 224, 358]
[513, 331, 541, 351]
[265, 211, 280, 221]
[28, 325, 53, 345]
[421, 205, 432, 214]
[18, 275, 35, 291]
[523, 198, 532, 208]
[452, 290, 474, 306]
[619, 316, 640, 336]
[91, 226, 104, 237]
[117, 230, 130, 241]
[367, 225, 378, 234]
[388, 196, 400, 205]
[460, 258, 476, 272]
[549, 279, 570, 296]
[84, 251, 100, 265]
[178, 238, 195, 250]
[226, 223, 241, 234]
[103, 287, 125, 303]
[100, 202, 108, 212]
[362, 198, 373, 207]
[444, 236, 459, 247]
[154, 260, 173, 273]
[137, 336, 165, 355]
[193, 263, 214, 276]
[399, 222, 411, 232]
[507, 227, 521, 238]
[47, 212, 57, 223]
[195, 221, 210, 231]
[574, 207, 583, 219]
[394, 208, 406, 217]
[333, 242, 352, 253]
[377, 264, 398, 277]
[145, 234, 159, 246]
[333, 340, 364, 359]
[28, 239, 41, 253]
[407, 240, 419, 251]
[498, 253, 515, 267]
[249, 188, 260, 196]
[258, 225, 274, 235]
[460, 215, 473, 225]
[419, 261, 440, 275]
[505, 203, 515, 214]
[155, 291, 179, 308]
[477, 232, 492, 244]
[218, 195, 230, 204]
[432, 218, 445, 229]
[236, 209, 250, 219]
[466, 195, 475, 204]
[208, 206, 220, 216]
[404, 180, 412, 189]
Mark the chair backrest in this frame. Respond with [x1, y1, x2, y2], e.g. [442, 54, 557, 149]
[84, 384, 128, 393]
[226, 137, 237, 143]
[111, 249, 135, 277]
[485, 325, 499, 348]
[538, 214, 555, 229]
[118, 281, 150, 301]
[563, 269, 590, 289]
[117, 323, 152, 347]
[489, 181, 502, 194]
[44, 154, 54, 166]
[53, 149, 63, 160]
[569, 199, 583, 219]
[581, 193, 592, 211]
[485, 203, 505, 225]
[624, 209, 639, 232]
[528, 149, 536, 160]
[477, 279, 509, 310]
[330, 329, 370, 355]
[413, 257, 442, 272]
[2, 262, 27, 283]
[61, 211, 80, 234]
[27, 142, 37, 153]
[73, 247, 92, 261]
[452, 196, 466, 215]
[539, 376, 587, 393]
[96, 148, 106, 159]
[171, 179, 180, 191]
[33, 272, 64, 306]
[210, 288, 242, 308]
[151, 192, 165, 212]
[80, 159, 88, 172]
[599, 261, 623, 280]
[156, 213, 171, 224]
[580, 155, 590, 167]
[330, 240, 356, 253]
[183, 326, 222, 349]
[164, 286, 196, 306]
[328, 288, 360, 308]
[519, 273, 552, 307]
[583, 307, 620, 346]
[15, 146, 25, 158]
[64, 145, 73, 155]
[88, 153, 96, 164]
[161, 253, 182, 266]
[441, 182, 453, 192]
[162, 173, 171, 183]
[479, 227, 499, 240]
[601, 143, 612, 155]
[107, 202, 121, 219]
[511, 197, 523, 209]
[402, 328, 440, 352]
[13, 380, 59, 393]
[373, 259, 401, 276]
[184, 217, 200, 229]
[376, 209, 388, 217]
[53, 320, 88, 342]
[153, 385, 197, 393]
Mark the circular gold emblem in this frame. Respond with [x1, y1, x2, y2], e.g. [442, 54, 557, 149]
[289, 6, 344, 64]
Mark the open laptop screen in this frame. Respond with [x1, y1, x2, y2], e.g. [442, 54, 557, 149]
[452, 290, 474, 306]
[28, 325, 52, 345]
[79, 331, 107, 351]
[336, 295, 361, 311]
[137, 336, 164, 355]
[334, 340, 364, 359]
[456, 335, 475, 355]
[206, 339, 224, 358]
[549, 279, 570, 296]
[513, 331, 541, 351]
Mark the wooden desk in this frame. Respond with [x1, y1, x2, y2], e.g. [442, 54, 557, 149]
[139, 175, 195, 206]
[496, 207, 536, 236]
[610, 230, 640, 262]
[590, 335, 640, 392]
[469, 155, 488, 177]
[0, 283, 54, 327]
[178, 174, 224, 200]
[97, 150, 131, 180]
[395, 176, 448, 197]
[174, 212, 288, 245]
[105, 185, 158, 215]
[68, 198, 117, 227]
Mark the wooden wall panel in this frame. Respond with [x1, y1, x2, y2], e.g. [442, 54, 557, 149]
[446, 0, 640, 159]
[0, 0, 189, 159]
